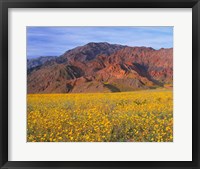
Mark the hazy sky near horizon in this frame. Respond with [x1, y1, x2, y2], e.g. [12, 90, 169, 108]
[27, 26, 173, 59]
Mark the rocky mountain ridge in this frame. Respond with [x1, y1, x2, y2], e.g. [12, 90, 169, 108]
[27, 42, 173, 93]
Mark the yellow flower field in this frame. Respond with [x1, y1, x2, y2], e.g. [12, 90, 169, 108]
[27, 90, 173, 142]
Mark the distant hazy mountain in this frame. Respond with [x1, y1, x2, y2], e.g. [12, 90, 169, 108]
[27, 42, 173, 93]
[27, 56, 57, 70]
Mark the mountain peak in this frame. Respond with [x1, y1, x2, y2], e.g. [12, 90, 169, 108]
[60, 42, 125, 62]
[86, 42, 109, 46]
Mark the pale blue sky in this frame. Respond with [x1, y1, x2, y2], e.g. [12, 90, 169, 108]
[27, 26, 173, 59]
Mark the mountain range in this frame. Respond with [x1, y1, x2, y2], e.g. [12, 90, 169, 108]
[27, 42, 173, 93]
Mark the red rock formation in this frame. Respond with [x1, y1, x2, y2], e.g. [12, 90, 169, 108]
[27, 42, 173, 93]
